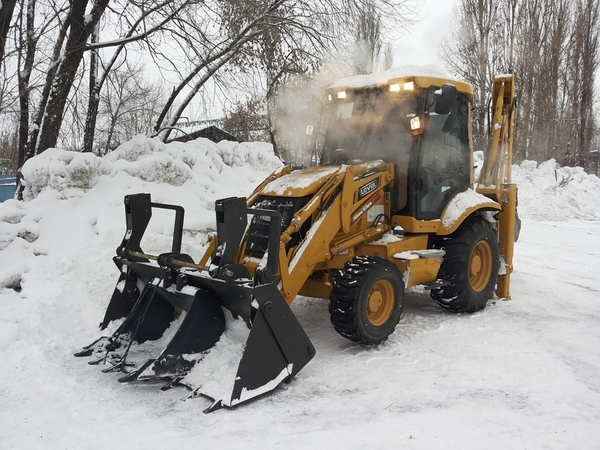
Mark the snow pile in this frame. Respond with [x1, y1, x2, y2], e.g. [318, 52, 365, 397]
[1, 136, 282, 290]
[513, 159, 600, 220]
[473, 151, 600, 220]
[182, 311, 251, 406]
[20, 135, 281, 201]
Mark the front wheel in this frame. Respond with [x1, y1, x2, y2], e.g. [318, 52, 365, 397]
[431, 218, 500, 312]
[329, 256, 404, 345]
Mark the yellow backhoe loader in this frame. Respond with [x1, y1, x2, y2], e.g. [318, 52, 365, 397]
[76, 70, 519, 412]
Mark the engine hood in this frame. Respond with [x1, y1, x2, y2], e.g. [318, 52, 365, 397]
[260, 165, 341, 197]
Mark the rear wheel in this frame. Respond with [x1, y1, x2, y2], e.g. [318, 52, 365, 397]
[431, 218, 499, 312]
[329, 256, 404, 344]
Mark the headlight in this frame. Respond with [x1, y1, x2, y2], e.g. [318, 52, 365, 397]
[410, 116, 421, 130]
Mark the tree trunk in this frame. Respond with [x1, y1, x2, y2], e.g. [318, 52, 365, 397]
[82, 19, 100, 153]
[17, 0, 36, 170]
[35, 0, 109, 154]
[0, 0, 17, 69]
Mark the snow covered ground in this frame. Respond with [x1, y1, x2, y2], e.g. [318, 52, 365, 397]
[1, 136, 600, 449]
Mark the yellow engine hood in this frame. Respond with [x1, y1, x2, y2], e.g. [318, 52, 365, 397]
[260, 166, 340, 197]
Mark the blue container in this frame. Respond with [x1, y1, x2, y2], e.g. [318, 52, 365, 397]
[0, 175, 17, 202]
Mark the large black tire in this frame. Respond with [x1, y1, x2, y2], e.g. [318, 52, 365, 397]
[431, 218, 500, 313]
[329, 256, 404, 345]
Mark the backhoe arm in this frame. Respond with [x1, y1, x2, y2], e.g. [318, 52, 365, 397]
[477, 74, 518, 300]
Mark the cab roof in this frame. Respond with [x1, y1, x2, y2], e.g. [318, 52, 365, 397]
[328, 65, 473, 99]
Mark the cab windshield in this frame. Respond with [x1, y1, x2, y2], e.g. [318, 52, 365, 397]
[319, 90, 417, 165]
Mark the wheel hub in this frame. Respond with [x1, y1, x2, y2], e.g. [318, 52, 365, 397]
[470, 241, 493, 292]
[367, 280, 394, 326]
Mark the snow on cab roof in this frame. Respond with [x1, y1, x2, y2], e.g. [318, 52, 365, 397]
[329, 64, 472, 94]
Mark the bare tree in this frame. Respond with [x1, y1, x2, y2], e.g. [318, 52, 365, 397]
[222, 98, 268, 142]
[97, 61, 166, 155]
[568, 0, 599, 167]
[153, 0, 416, 142]
[20, 1, 72, 167]
[16, 0, 36, 170]
[33, 0, 110, 154]
[353, 1, 383, 74]
[0, 126, 18, 174]
[0, 0, 416, 191]
[441, 0, 500, 151]
[442, 0, 599, 168]
[382, 43, 394, 71]
[153, 0, 304, 141]
[0, 0, 17, 70]
[82, 0, 194, 153]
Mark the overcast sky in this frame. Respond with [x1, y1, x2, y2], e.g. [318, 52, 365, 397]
[393, 0, 600, 94]
[391, 0, 457, 71]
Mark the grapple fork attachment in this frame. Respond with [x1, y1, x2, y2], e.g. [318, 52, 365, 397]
[133, 279, 315, 412]
[97, 193, 185, 329]
[76, 193, 316, 412]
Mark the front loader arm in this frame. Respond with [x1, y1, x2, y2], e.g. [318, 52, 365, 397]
[276, 161, 394, 303]
[247, 165, 292, 207]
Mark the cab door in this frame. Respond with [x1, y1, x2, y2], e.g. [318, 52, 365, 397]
[411, 90, 472, 221]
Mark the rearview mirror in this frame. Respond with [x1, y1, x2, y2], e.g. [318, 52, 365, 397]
[434, 84, 457, 115]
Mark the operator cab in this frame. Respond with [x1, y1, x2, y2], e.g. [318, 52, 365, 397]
[315, 71, 474, 221]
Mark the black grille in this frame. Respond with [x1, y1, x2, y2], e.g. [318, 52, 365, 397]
[246, 196, 311, 258]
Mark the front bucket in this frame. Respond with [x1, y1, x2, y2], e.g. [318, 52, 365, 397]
[120, 287, 226, 381]
[77, 262, 315, 412]
[77, 193, 315, 411]
[131, 280, 315, 412]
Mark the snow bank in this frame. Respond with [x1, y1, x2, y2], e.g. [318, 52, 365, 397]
[513, 159, 600, 221]
[1, 136, 282, 289]
[20, 135, 281, 201]
[473, 151, 600, 220]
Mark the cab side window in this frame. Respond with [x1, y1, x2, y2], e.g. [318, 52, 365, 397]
[416, 92, 471, 219]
